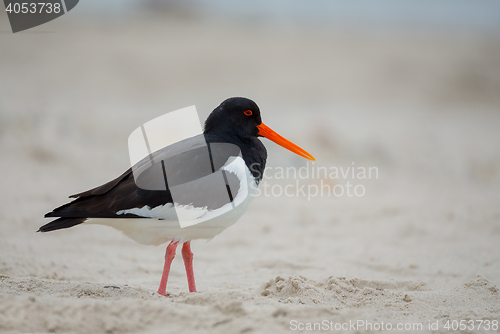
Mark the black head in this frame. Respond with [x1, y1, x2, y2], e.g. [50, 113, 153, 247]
[204, 97, 262, 140]
[204, 97, 316, 161]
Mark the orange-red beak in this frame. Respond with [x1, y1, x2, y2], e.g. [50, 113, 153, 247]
[257, 123, 316, 161]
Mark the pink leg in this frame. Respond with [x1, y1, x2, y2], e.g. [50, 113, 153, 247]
[157, 240, 178, 296]
[182, 241, 197, 292]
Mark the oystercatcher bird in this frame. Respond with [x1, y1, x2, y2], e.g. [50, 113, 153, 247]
[39, 97, 315, 295]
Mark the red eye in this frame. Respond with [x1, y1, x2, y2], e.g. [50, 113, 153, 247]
[244, 110, 253, 116]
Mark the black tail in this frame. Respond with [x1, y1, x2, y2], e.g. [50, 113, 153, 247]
[38, 217, 87, 232]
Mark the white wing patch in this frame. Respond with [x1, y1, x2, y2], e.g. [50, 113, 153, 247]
[117, 203, 177, 219]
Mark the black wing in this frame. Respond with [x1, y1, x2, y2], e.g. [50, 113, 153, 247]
[43, 134, 242, 221]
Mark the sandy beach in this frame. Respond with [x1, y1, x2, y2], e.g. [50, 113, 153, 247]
[0, 7, 499, 333]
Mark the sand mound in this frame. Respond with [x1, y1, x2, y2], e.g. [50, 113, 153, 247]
[259, 275, 430, 307]
[260, 275, 499, 327]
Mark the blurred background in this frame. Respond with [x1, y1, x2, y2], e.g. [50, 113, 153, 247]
[0, 0, 499, 313]
[1, 0, 500, 180]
